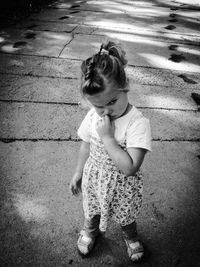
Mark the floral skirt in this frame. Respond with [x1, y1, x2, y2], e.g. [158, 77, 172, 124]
[82, 155, 143, 232]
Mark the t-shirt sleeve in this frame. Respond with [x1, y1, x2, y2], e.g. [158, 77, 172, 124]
[126, 117, 152, 152]
[77, 109, 93, 143]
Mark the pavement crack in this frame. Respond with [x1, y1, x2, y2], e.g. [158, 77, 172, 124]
[153, 138, 200, 142]
[138, 107, 198, 112]
[0, 138, 80, 143]
[0, 138, 199, 143]
[58, 33, 75, 57]
[0, 72, 78, 80]
[0, 99, 78, 105]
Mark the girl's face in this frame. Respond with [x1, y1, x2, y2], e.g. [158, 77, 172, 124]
[86, 84, 129, 120]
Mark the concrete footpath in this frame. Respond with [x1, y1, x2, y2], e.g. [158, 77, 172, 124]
[0, 0, 200, 266]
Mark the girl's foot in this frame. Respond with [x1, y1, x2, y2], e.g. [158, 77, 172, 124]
[124, 239, 144, 262]
[77, 230, 98, 256]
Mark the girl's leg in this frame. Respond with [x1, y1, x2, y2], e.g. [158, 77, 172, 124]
[121, 221, 144, 262]
[77, 215, 100, 256]
[121, 221, 137, 240]
[83, 215, 100, 238]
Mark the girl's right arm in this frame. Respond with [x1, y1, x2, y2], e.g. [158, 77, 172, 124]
[69, 141, 90, 195]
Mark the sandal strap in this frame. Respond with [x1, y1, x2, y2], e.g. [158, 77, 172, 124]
[125, 239, 144, 257]
[78, 230, 93, 246]
[129, 244, 144, 255]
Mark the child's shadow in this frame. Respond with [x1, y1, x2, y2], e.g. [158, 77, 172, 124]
[90, 233, 152, 266]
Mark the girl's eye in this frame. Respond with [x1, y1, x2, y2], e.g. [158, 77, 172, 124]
[108, 99, 117, 105]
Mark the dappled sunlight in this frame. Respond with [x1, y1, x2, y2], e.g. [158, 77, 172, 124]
[176, 10, 200, 19]
[123, 0, 154, 5]
[139, 53, 200, 73]
[101, 8, 124, 14]
[125, 7, 168, 16]
[14, 194, 49, 223]
[103, 32, 166, 47]
[174, 0, 200, 5]
[42, 31, 70, 41]
[163, 32, 200, 43]
[52, 2, 71, 8]
[88, 20, 160, 37]
[1, 44, 20, 53]
[183, 16, 200, 24]
[0, 28, 72, 56]
[177, 47, 200, 56]
[90, 0, 167, 16]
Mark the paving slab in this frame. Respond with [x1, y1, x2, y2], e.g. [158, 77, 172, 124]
[0, 103, 199, 140]
[0, 141, 199, 266]
[0, 28, 72, 57]
[60, 33, 200, 73]
[0, 103, 79, 140]
[0, 74, 198, 110]
[128, 82, 198, 110]
[126, 66, 200, 88]
[0, 53, 81, 78]
[0, 74, 79, 104]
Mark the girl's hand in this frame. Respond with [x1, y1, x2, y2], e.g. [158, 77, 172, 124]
[69, 172, 82, 196]
[96, 115, 115, 140]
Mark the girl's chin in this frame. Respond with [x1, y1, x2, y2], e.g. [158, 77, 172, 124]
[110, 114, 119, 120]
[111, 111, 125, 119]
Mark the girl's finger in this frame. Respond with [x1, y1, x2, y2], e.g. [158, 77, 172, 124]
[104, 115, 111, 125]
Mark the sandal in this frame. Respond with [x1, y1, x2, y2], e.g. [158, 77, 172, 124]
[77, 230, 98, 256]
[124, 238, 144, 262]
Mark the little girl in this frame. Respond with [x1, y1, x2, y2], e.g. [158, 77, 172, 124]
[69, 41, 151, 262]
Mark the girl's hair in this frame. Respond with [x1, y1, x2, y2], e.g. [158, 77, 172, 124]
[80, 41, 128, 96]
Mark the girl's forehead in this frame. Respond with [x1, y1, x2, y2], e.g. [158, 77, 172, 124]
[87, 87, 120, 106]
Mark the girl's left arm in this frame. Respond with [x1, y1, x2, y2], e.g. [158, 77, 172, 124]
[96, 115, 147, 176]
[103, 137, 146, 176]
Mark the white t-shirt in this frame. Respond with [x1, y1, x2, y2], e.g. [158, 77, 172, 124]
[77, 106, 151, 152]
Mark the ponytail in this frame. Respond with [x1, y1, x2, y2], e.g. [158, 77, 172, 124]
[102, 41, 128, 66]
